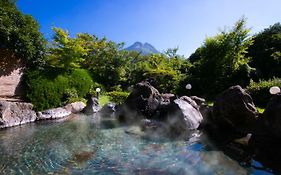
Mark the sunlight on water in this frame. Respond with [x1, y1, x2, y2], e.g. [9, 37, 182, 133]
[0, 114, 271, 174]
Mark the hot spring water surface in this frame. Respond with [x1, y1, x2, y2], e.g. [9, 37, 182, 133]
[0, 114, 273, 174]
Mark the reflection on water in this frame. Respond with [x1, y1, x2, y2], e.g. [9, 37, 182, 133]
[0, 114, 272, 174]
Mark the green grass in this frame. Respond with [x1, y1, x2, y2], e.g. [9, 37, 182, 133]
[98, 95, 110, 106]
[256, 107, 265, 114]
[207, 101, 214, 106]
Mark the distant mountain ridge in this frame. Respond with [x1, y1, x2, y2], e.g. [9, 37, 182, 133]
[125, 42, 160, 55]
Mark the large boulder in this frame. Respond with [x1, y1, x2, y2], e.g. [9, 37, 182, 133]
[250, 93, 281, 144]
[118, 81, 204, 135]
[261, 93, 281, 139]
[0, 101, 37, 128]
[212, 85, 258, 135]
[157, 98, 203, 135]
[122, 81, 163, 118]
[173, 99, 203, 130]
[99, 103, 116, 117]
[82, 97, 101, 115]
[248, 94, 281, 173]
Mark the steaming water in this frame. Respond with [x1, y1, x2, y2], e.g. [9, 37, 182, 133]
[0, 114, 272, 174]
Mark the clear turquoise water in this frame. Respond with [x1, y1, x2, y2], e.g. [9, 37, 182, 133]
[0, 114, 272, 174]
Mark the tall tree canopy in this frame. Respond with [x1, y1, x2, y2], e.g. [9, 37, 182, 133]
[186, 18, 253, 97]
[48, 28, 93, 69]
[48, 28, 128, 89]
[248, 23, 281, 80]
[0, 0, 46, 69]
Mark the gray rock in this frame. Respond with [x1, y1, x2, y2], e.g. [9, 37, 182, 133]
[161, 93, 175, 103]
[180, 96, 199, 109]
[99, 103, 116, 117]
[117, 81, 163, 122]
[64, 101, 86, 113]
[190, 96, 206, 106]
[0, 101, 37, 128]
[118, 81, 203, 135]
[124, 81, 163, 118]
[173, 99, 203, 130]
[37, 107, 71, 120]
[260, 93, 281, 139]
[212, 85, 258, 134]
[181, 96, 211, 120]
[158, 99, 203, 135]
[82, 97, 101, 114]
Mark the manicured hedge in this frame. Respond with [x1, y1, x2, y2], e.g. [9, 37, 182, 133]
[26, 68, 93, 111]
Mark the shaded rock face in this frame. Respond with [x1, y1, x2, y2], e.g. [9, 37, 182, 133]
[248, 94, 281, 174]
[212, 85, 258, 134]
[82, 97, 101, 115]
[0, 101, 37, 128]
[251, 93, 281, 142]
[124, 81, 163, 118]
[99, 103, 116, 117]
[0, 50, 25, 98]
[262, 93, 281, 139]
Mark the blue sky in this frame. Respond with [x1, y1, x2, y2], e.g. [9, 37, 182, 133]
[17, 0, 280, 56]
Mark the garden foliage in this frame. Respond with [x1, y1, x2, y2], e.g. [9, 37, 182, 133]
[1, 2, 280, 109]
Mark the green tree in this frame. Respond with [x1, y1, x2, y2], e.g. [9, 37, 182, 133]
[47, 28, 129, 90]
[82, 38, 128, 89]
[0, 0, 46, 69]
[48, 28, 94, 69]
[126, 53, 186, 93]
[186, 18, 253, 98]
[248, 23, 281, 80]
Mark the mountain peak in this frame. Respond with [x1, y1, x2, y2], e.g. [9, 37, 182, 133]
[125, 42, 160, 55]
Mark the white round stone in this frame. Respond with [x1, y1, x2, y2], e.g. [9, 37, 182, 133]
[185, 84, 192, 90]
[96, 88, 101, 93]
[269, 86, 280, 95]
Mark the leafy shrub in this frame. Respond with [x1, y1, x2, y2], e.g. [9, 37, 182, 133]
[26, 72, 69, 110]
[68, 69, 93, 97]
[246, 78, 281, 107]
[106, 91, 130, 104]
[26, 68, 93, 111]
[98, 95, 110, 106]
[62, 88, 81, 104]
